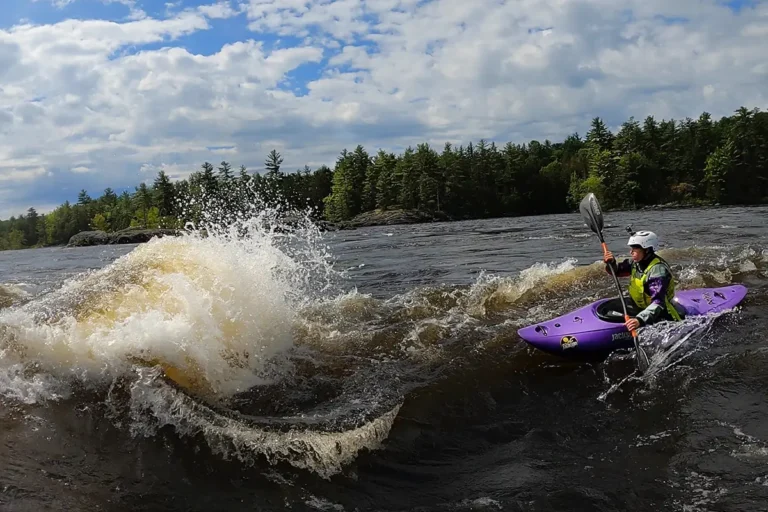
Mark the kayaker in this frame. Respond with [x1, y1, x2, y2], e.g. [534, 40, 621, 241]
[602, 229, 686, 331]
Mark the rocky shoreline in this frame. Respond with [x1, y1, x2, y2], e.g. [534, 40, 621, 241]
[65, 209, 451, 247]
[67, 228, 181, 247]
[335, 209, 451, 230]
[636, 201, 719, 211]
[64, 203, 729, 248]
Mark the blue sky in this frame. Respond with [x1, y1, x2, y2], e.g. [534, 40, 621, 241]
[0, 0, 767, 218]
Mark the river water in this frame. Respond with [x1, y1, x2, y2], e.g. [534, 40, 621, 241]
[0, 205, 767, 511]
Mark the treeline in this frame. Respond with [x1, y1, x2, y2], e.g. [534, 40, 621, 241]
[0, 151, 333, 250]
[1, 106, 767, 250]
[323, 106, 768, 221]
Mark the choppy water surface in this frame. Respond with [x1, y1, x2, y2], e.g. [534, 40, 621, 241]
[1, 205, 767, 511]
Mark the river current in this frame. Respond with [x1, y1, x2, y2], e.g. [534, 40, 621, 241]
[0, 205, 767, 511]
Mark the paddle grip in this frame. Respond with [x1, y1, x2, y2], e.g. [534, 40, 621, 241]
[601, 242, 611, 261]
[624, 314, 637, 337]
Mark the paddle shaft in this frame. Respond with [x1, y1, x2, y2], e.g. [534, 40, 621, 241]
[600, 242, 637, 339]
[579, 192, 648, 371]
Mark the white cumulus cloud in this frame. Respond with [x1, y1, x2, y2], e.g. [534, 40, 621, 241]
[0, 0, 767, 217]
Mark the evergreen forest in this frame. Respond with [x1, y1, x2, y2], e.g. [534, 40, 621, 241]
[1, 106, 767, 251]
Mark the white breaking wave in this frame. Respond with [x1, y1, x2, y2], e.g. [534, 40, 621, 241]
[0, 201, 406, 478]
[128, 366, 401, 479]
[0, 229, 306, 397]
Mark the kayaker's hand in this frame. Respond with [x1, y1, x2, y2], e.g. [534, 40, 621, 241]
[603, 250, 615, 264]
[625, 317, 640, 331]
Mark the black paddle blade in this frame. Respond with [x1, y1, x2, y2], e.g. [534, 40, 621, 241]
[636, 345, 650, 372]
[579, 193, 604, 236]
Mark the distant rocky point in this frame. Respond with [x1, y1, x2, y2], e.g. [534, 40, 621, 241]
[67, 227, 181, 247]
[336, 209, 451, 229]
[637, 201, 719, 210]
[66, 209, 450, 247]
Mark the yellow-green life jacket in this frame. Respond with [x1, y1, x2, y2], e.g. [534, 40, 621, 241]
[628, 256, 682, 321]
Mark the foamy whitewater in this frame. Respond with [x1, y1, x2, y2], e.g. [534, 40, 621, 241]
[0, 200, 407, 476]
[0, 207, 612, 478]
[0, 207, 329, 394]
[0, 203, 766, 511]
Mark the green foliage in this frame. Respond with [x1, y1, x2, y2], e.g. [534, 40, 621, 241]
[568, 173, 605, 208]
[91, 213, 110, 232]
[703, 142, 734, 203]
[265, 150, 282, 172]
[6, 229, 25, 250]
[153, 171, 175, 218]
[2, 106, 768, 251]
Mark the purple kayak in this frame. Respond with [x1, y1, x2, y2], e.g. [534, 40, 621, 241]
[517, 285, 748, 357]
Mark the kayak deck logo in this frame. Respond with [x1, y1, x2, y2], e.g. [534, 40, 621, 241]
[611, 331, 633, 341]
[561, 335, 578, 349]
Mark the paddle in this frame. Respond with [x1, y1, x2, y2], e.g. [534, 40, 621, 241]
[579, 193, 650, 372]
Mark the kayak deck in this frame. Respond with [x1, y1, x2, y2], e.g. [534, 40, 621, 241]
[517, 285, 747, 356]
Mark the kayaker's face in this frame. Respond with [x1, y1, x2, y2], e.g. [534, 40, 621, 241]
[629, 246, 645, 262]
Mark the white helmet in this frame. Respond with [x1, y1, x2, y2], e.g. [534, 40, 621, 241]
[627, 230, 658, 250]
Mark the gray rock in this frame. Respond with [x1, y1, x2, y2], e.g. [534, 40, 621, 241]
[110, 228, 180, 244]
[336, 209, 450, 229]
[67, 230, 111, 247]
[67, 228, 180, 247]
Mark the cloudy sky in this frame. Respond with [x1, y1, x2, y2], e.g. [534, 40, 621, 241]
[0, 0, 766, 218]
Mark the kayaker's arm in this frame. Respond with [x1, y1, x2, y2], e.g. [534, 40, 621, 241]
[604, 258, 631, 277]
[603, 250, 632, 277]
[635, 266, 672, 326]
